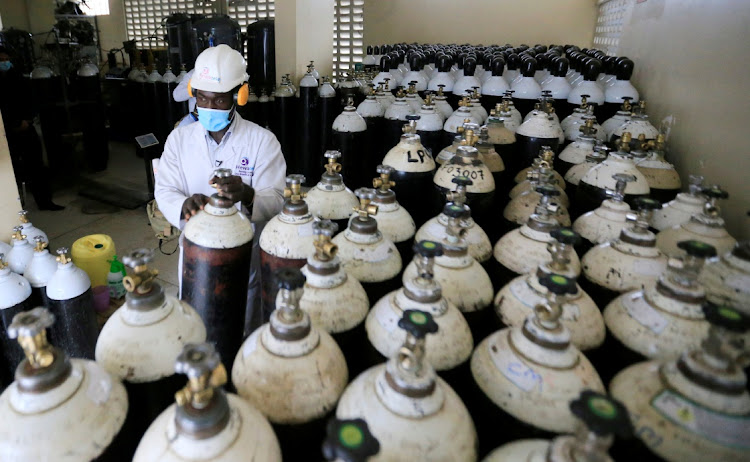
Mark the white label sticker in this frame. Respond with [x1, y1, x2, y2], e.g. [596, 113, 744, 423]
[374, 305, 397, 333]
[242, 330, 260, 357]
[355, 243, 391, 262]
[623, 293, 668, 334]
[85, 362, 113, 405]
[652, 390, 750, 449]
[488, 338, 544, 392]
[297, 222, 314, 237]
[633, 258, 664, 277]
[561, 303, 581, 321]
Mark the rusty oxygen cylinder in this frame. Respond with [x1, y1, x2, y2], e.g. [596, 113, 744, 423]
[181, 168, 254, 377]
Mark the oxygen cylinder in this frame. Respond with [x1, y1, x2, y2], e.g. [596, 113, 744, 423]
[494, 188, 581, 283]
[486, 102, 519, 177]
[480, 57, 509, 113]
[259, 174, 316, 318]
[610, 101, 659, 147]
[181, 169, 254, 376]
[297, 64, 321, 186]
[495, 227, 604, 355]
[505, 160, 571, 229]
[405, 208, 495, 343]
[134, 343, 282, 462]
[273, 75, 297, 167]
[511, 57, 542, 117]
[700, 241, 750, 313]
[600, 97, 633, 141]
[560, 96, 593, 143]
[0, 254, 32, 387]
[442, 96, 480, 148]
[256, 89, 271, 129]
[336, 72, 363, 110]
[0, 308, 128, 461]
[602, 241, 717, 384]
[610, 303, 750, 462]
[383, 89, 414, 151]
[580, 198, 668, 307]
[433, 85, 455, 120]
[95, 248, 206, 459]
[332, 188, 402, 304]
[372, 55, 397, 92]
[515, 106, 562, 168]
[370, 165, 416, 266]
[45, 247, 98, 360]
[357, 86, 388, 168]
[557, 118, 599, 176]
[651, 175, 706, 231]
[576, 133, 651, 216]
[17, 210, 47, 244]
[567, 59, 605, 123]
[338, 310, 478, 461]
[22, 236, 57, 307]
[427, 55, 455, 105]
[470, 274, 605, 452]
[333, 96, 369, 189]
[6, 226, 33, 274]
[476, 125, 507, 200]
[573, 173, 635, 253]
[305, 150, 358, 232]
[602, 58, 639, 122]
[656, 185, 737, 259]
[381, 116, 437, 227]
[483, 391, 633, 462]
[296, 220, 369, 376]
[415, 95, 445, 158]
[233, 268, 348, 460]
[635, 134, 681, 203]
[542, 56, 573, 119]
[564, 144, 608, 203]
[319, 76, 338, 154]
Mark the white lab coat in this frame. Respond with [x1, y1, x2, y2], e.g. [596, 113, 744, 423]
[155, 113, 286, 333]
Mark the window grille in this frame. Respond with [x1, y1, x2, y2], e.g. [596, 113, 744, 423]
[124, 0, 274, 45]
[593, 0, 635, 56]
[333, 0, 364, 81]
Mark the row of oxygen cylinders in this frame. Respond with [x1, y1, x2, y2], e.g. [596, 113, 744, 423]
[1, 83, 748, 461]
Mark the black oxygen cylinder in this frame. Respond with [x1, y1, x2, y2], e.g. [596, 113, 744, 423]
[297, 70, 320, 186]
[164, 13, 199, 71]
[76, 70, 109, 172]
[272, 79, 297, 169]
[0, 264, 33, 387]
[332, 100, 369, 189]
[45, 250, 99, 361]
[319, 77, 339, 154]
[257, 90, 271, 129]
[246, 20, 276, 95]
[156, 80, 175, 138]
[481, 57, 506, 112]
[192, 16, 243, 57]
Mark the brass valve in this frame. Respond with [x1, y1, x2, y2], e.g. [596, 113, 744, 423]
[11, 226, 26, 242]
[174, 343, 227, 409]
[407, 81, 417, 94]
[460, 129, 479, 147]
[0, 254, 7, 270]
[403, 115, 420, 135]
[323, 150, 343, 176]
[620, 98, 633, 112]
[18, 210, 30, 224]
[444, 214, 468, 246]
[8, 307, 56, 369]
[471, 86, 481, 99]
[458, 95, 471, 107]
[346, 96, 355, 108]
[33, 236, 48, 252]
[606, 173, 636, 203]
[540, 146, 555, 165]
[56, 247, 71, 265]
[423, 93, 433, 106]
[395, 88, 406, 99]
[579, 95, 589, 109]
[313, 220, 339, 261]
[373, 165, 396, 192]
[501, 100, 511, 113]
[122, 248, 159, 294]
[652, 133, 666, 151]
[283, 174, 307, 203]
[353, 188, 378, 219]
[436, 84, 445, 97]
[494, 103, 503, 114]
[579, 118, 597, 137]
[617, 132, 632, 152]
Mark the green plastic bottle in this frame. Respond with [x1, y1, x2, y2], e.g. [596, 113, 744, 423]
[107, 255, 127, 299]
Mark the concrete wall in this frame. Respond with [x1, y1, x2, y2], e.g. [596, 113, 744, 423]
[0, 0, 31, 31]
[275, 0, 335, 82]
[618, 0, 750, 239]
[0, 111, 21, 243]
[363, 0, 598, 48]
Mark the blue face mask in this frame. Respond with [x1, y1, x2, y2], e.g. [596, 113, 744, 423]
[0, 61, 12, 72]
[197, 107, 233, 132]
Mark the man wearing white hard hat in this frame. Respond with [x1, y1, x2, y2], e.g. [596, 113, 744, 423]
[155, 44, 286, 332]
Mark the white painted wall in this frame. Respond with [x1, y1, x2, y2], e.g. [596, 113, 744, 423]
[0, 111, 22, 242]
[364, 0, 598, 48]
[618, 0, 750, 239]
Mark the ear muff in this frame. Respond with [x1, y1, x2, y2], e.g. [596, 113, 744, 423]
[236, 83, 249, 106]
[187, 79, 194, 98]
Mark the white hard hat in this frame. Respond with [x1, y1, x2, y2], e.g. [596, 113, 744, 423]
[190, 44, 248, 94]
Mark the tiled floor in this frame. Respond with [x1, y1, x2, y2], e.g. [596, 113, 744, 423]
[19, 141, 180, 297]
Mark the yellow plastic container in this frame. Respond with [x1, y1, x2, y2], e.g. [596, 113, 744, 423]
[71, 234, 116, 288]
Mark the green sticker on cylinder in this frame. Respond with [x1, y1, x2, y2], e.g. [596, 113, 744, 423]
[550, 274, 568, 285]
[339, 423, 364, 448]
[588, 396, 617, 419]
[718, 306, 741, 321]
[410, 311, 428, 325]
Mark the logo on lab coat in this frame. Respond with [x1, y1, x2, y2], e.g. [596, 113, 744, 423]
[235, 157, 253, 176]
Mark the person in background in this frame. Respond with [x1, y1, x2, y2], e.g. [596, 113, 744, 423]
[0, 46, 63, 211]
[172, 68, 196, 127]
[155, 44, 286, 333]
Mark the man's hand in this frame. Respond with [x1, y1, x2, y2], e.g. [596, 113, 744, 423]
[209, 174, 254, 204]
[181, 194, 209, 221]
